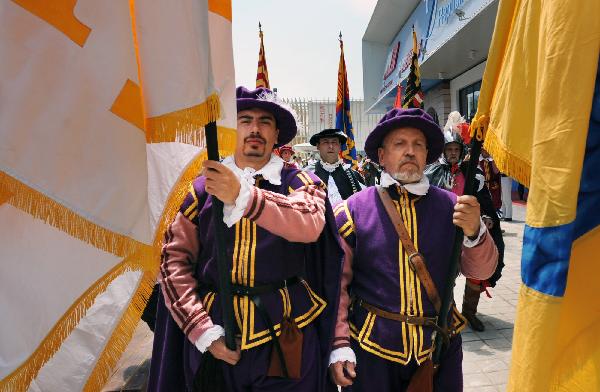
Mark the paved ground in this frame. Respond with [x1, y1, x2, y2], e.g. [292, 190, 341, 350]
[458, 203, 526, 392]
[103, 203, 527, 392]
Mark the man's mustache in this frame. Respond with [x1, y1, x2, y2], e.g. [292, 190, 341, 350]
[400, 157, 417, 165]
[244, 134, 266, 144]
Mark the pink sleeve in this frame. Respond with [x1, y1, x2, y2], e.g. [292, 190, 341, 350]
[333, 239, 354, 349]
[243, 184, 326, 243]
[460, 230, 499, 280]
[160, 212, 214, 344]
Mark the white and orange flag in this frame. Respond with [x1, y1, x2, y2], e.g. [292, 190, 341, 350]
[0, 1, 235, 390]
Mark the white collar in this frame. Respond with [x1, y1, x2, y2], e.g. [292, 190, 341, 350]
[320, 159, 346, 173]
[380, 171, 430, 196]
[221, 153, 283, 186]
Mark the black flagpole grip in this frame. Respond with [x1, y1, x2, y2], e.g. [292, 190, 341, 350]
[205, 121, 236, 351]
[432, 136, 483, 365]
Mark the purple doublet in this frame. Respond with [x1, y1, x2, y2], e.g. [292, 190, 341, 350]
[335, 185, 469, 391]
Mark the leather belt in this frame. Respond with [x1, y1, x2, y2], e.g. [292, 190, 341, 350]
[203, 276, 302, 378]
[229, 276, 300, 297]
[356, 298, 451, 346]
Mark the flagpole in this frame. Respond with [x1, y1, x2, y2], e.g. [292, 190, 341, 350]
[205, 121, 236, 351]
[339, 31, 345, 135]
[432, 131, 484, 365]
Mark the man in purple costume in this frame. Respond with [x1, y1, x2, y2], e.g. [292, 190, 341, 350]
[148, 86, 343, 391]
[328, 108, 498, 391]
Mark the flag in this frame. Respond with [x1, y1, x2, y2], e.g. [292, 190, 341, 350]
[336, 34, 358, 168]
[394, 82, 403, 109]
[256, 22, 270, 89]
[402, 28, 424, 109]
[0, 1, 236, 390]
[471, 0, 600, 390]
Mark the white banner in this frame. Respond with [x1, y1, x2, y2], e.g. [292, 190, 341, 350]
[0, 0, 235, 390]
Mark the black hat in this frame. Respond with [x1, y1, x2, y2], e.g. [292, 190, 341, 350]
[309, 128, 348, 146]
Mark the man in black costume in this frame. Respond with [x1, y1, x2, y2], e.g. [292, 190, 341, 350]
[306, 129, 364, 206]
[425, 131, 505, 331]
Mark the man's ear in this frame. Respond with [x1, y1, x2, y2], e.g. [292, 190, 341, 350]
[378, 147, 385, 165]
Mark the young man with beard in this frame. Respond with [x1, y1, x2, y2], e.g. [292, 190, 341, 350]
[149, 86, 343, 392]
[328, 108, 498, 391]
[306, 129, 364, 206]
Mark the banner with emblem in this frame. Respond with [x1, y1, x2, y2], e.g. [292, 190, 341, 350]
[0, 0, 235, 390]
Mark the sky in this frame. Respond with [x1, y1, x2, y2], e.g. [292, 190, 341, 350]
[232, 0, 378, 100]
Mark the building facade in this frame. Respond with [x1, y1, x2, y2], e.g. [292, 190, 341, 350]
[362, 0, 498, 126]
[283, 98, 384, 153]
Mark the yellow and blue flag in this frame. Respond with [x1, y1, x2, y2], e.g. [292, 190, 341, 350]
[472, 0, 600, 390]
[336, 34, 358, 168]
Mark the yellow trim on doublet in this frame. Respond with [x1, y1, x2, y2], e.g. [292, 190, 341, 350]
[353, 191, 436, 365]
[241, 280, 326, 350]
[297, 171, 315, 186]
[183, 184, 199, 217]
[333, 203, 345, 216]
[203, 292, 217, 314]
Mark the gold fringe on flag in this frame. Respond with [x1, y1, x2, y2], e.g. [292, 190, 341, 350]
[145, 93, 222, 145]
[82, 269, 157, 392]
[0, 125, 236, 391]
[483, 127, 531, 188]
[0, 171, 149, 258]
[80, 125, 237, 391]
[0, 252, 153, 392]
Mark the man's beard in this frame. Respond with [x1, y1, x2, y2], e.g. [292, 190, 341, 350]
[391, 170, 423, 183]
[243, 135, 267, 158]
[389, 158, 422, 183]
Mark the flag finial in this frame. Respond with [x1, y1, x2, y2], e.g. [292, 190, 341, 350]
[259, 22, 262, 33]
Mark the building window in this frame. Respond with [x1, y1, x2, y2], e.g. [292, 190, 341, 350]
[426, 107, 440, 126]
[459, 81, 482, 122]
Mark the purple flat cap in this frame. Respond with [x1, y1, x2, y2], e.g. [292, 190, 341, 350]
[236, 86, 297, 146]
[364, 108, 444, 164]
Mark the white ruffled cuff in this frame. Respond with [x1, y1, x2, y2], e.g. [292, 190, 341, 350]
[223, 180, 251, 227]
[194, 325, 225, 353]
[463, 217, 487, 248]
[328, 347, 357, 366]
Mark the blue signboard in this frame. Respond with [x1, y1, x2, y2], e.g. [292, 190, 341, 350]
[378, 0, 495, 102]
